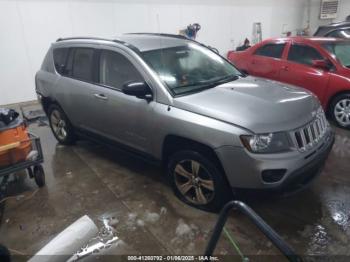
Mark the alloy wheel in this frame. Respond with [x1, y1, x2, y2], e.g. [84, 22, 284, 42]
[174, 159, 215, 205]
[50, 109, 67, 140]
[334, 98, 350, 126]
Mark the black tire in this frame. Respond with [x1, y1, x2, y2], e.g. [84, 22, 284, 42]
[329, 93, 350, 129]
[48, 104, 76, 144]
[167, 150, 233, 212]
[34, 165, 45, 188]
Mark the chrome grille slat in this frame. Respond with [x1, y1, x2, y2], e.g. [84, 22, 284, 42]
[316, 119, 321, 135]
[292, 108, 328, 152]
[320, 117, 325, 130]
[307, 126, 314, 141]
[313, 122, 319, 138]
[300, 130, 307, 148]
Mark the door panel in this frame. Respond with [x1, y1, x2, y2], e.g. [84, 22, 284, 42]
[279, 44, 330, 101]
[53, 47, 101, 131]
[248, 42, 287, 81]
[56, 77, 103, 131]
[96, 49, 155, 153]
[248, 56, 284, 80]
[92, 87, 156, 153]
[279, 62, 330, 101]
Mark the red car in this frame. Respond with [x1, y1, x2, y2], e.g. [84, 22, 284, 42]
[228, 37, 350, 129]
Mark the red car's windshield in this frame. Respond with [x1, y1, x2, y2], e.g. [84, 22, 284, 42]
[323, 41, 350, 68]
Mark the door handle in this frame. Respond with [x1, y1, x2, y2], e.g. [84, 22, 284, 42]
[93, 93, 108, 100]
[282, 66, 289, 71]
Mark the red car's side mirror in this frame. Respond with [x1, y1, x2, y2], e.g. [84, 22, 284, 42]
[312, 59, 331, 70]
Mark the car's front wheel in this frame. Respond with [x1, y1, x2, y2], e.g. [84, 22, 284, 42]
[48, 104, 76, 145]
[330, 93, 350, 129]
[167, 150, 233, 211]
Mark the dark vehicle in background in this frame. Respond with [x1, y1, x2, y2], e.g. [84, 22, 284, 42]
[228, 37, 350, 129]
[314, 21, 350, 38]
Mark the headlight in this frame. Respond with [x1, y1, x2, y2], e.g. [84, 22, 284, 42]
[240, 132, 292, 153]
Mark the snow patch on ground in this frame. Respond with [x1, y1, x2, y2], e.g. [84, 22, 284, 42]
[160, 207, 167, 215]
[143, 211, 160, 224]
[175, 219, 192, 237]
[136, 219, 145, 227]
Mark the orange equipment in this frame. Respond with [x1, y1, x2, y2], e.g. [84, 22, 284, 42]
[0, 116, 32, 168]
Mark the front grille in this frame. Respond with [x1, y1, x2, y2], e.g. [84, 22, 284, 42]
[292, 108, 328, 152]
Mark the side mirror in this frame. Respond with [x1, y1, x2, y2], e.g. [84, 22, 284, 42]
[122, 81, 153, 100]
[312, 59, 331, 70]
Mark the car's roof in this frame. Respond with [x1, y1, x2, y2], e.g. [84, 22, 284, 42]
[314, 21, 350, 36]
[118, 34, 190, 52]
[317, 21, 350, 29]
[263, 36, 350, 44]
[54, 33, 191, 52]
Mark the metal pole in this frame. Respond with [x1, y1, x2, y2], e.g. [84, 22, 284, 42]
[204, 200, 303, 262]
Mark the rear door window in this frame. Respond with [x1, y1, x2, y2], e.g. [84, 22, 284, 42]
[53, 48, 69, 74]
[72, 48, 95, 82]
[99, 50, 143, 89]
[287, 44, 323, 66]
[254, 43, 286, 58]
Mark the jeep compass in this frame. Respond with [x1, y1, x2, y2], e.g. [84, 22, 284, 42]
[36, 34, 335, 210]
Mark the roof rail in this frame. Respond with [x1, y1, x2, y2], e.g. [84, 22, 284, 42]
[55, 37, 124, 44]
[125, 33, 188, 40]
[55, 36, 141, 53]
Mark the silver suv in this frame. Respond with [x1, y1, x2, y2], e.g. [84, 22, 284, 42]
[36, 34, 334, 210]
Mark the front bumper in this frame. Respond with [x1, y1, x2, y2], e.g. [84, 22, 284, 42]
[215, 130, 335, 189]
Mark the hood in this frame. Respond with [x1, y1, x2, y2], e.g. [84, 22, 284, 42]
[173, 76, 320, 133]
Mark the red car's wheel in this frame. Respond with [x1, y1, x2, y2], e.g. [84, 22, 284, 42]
[330, 93, 350, 129]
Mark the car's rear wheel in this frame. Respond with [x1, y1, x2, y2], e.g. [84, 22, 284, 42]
[48, 104, 76, 145]
[330, 93, 350, 129]
[167, 150, 233, 212]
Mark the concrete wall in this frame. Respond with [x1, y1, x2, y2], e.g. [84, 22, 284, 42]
[0, 0, 308, 105]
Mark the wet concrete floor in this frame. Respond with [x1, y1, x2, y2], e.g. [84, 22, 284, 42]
[0, 119, 350, 261]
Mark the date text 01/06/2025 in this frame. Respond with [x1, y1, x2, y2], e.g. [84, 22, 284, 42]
[127, 256, 219, 261]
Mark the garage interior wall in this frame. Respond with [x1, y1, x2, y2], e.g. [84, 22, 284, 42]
[0, 0, 309, 105]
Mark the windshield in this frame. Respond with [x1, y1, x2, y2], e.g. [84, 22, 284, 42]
[323, 41, 350, 68]
[141, 42, 242, 95]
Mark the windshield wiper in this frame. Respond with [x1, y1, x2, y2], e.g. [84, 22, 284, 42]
[214, 75, 240, 84]
[196, 75, 239, 86]
[173, 75, 240, 96]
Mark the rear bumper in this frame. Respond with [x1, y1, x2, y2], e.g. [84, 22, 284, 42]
[215, 129, 334, 190]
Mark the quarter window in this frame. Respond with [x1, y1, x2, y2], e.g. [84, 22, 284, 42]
[72, 48, 95, 82]
[254, 43, 286, 58]
[287, 44, 323, 66]
[53, 48, 69, 75]
[99, 50, 143, 89]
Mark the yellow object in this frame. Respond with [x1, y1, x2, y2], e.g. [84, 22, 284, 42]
[0, 142, 21, 152]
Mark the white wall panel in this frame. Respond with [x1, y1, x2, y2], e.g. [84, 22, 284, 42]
[68, 1, 115, 37]
[113, 4, 151, 35]
[0, 1, 33, 105]
[0, 0, 309, 105]
[149, 4, 181, 33]
[337, 0, 350, 22]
